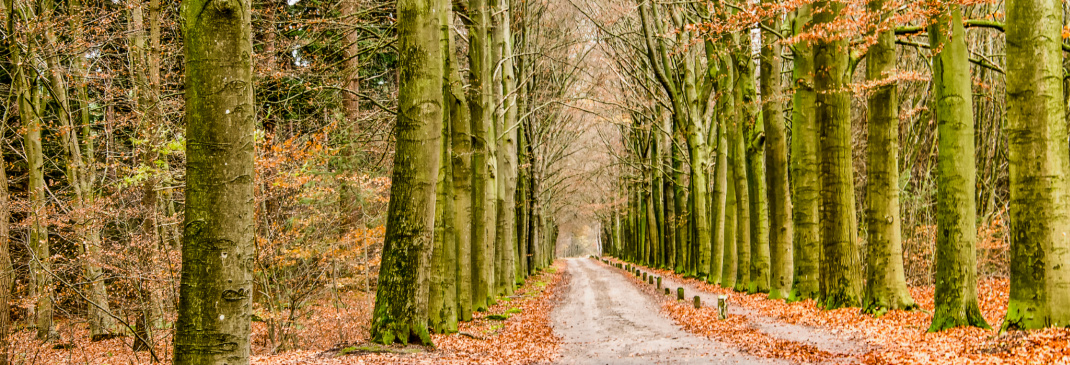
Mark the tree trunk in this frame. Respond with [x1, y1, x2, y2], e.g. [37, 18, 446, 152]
[863, 0, 915, 315]
[173, 0, 258, 360]
[761, 9, 793, 300]
[722, 161, 738, 288]
[9, 6, 53, 338]
[788, 5, 820, 302]
[708, 117, 728, 285]
[495, 0, 518, 295]
[813, 0, 863, 309]
[44, 0, 115, 339]
[730, 43, 751, 292]
[1003, 0, 1070, 330]
[746, 125, 770, 294]
[430, 0, 462, 332]
[0, 21, 14, 359]
[463, 0, 493, 312]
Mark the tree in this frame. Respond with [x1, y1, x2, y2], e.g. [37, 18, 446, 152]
[8, 0, 54, 339]
[367, 0, 444, 344]
[760, 7, 792, 300]
[464, 0, 495, 312]
[173, 0, 257, 361]
[813, 0, 863, 309]
[429, 0, 465, 333]
[927, 4, 986, 330]
[863, 0, 915, 315]
[1003, 0, 1070, 330]
[0, 33, 14, 362]
[788, 4, 820, 302]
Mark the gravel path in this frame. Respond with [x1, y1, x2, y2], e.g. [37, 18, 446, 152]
[551, 258, 787, 364]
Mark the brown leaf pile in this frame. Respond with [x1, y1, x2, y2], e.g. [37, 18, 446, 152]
[607, 258, 1070, 365]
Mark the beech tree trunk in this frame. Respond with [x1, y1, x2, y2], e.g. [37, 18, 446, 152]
[813, 0, 863, 309]
[464, 0, 493, 312]
[863, 0, 915, 315]
[928, 5, 987, 330]
[1003, 0, 1070, 330]
[173, 0, 257, 360]
[788, 4, 820, 302]
[760, 9, 793, 300]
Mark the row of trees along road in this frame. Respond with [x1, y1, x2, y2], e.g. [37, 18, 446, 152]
[369, 0, 580, 345]
[0, 0, 581, 361]
[591, 0, 1070, 333]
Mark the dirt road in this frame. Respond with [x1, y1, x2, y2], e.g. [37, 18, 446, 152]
[552, 258, 787, 364]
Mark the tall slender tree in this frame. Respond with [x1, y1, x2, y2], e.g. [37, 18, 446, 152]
[761, 8, 792, 300]
[788, 4, 820, 302]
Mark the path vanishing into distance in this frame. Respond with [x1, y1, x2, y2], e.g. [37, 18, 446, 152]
[551, 258, 865, 364]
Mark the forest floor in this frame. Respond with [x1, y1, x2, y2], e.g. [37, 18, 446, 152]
[7, 262, 565, 365]
[605, 257, 1070, 365]
[11, 257, 1070, 364]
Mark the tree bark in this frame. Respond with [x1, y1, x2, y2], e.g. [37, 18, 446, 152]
[495, 0, 518, 295]
[730, 41, 751, 292]
[761, 9, 793, 300]
[430, 0, 462, 332]
[788, 5, 821, 302]
[173, 0, 257, 360]
[464, 0, 495, 311]
[1003, 0, 1070, 330]
[863, 0, 915, 315]
[814, 0, 863, 309]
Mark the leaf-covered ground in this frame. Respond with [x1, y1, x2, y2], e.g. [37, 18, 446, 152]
[7, 262, 564, 364]
[606, 257, 1070, 365]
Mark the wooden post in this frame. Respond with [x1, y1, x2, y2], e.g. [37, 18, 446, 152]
[693, 296, 701, 309]
[677, 287, 685, 300]
[718, 295, 728, 320]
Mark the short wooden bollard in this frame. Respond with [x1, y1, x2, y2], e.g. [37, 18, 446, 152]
[717, 295, 728, 320]
[677, 287, 685, 300]
[642, 272, 647, 281]
[648, 276, 653, 285]
[693, 296, 701, 309]
[656, 277, 662, 289]
[635, 269, 640, 277]
[664, 288, 671, 295]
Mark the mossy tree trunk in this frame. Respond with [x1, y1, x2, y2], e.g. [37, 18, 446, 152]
[788, 5, 820, 302]
[451, 0, 475, 323]
[813, 0, 863, 309]
[366, 0, 443, 345]
[730, 40, 751, 292]
[863, 0, 915, 315]
[1003, 0, 1070, 330]
[430, 0, 465, 332]
[463, 0, 493, 312]
[722, 161, 738, 288]
[760, 9, 792, 300]
[927, 4, 987, 331]
[708, 101, 729, 285]
[173, 0, 257, 360]
[746, 122, 770, 294]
